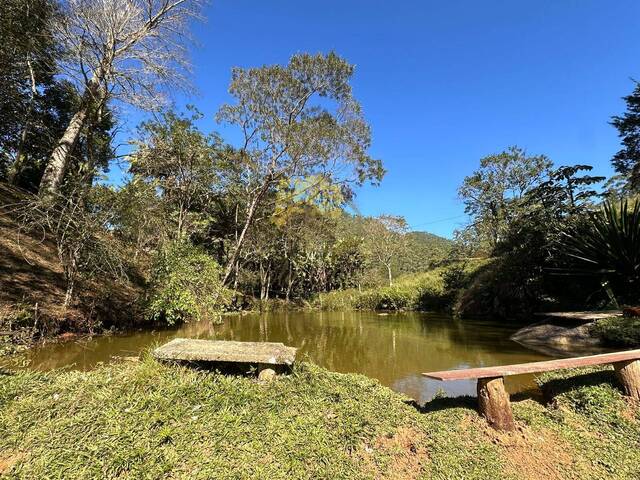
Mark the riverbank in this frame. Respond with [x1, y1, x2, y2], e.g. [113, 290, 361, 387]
[510, 314, 640, 356]
[315, 261, 486, 313]
[1, 358, 639, 479]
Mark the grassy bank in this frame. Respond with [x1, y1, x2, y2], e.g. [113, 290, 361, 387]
[316, 261, 486, 313]
[590, 316, 640, 347]
[1, 359, 639, 479]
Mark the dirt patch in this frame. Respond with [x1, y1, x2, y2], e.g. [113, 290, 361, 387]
[358, 426, 429, 480]
[482, 420, 575, 480]
[0, 183, 145, 338]
[0, 451, 25, 475]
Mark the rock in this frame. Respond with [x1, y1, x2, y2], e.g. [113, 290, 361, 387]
[511, 322, 600, 346]
[258, 368, 277, 382]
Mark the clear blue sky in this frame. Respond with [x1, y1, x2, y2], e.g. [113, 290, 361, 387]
[113, 0, 640, 238]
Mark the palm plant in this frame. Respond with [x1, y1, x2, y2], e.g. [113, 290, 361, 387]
[560, 198, 640, 304]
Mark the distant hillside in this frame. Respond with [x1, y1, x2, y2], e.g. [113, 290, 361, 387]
[395, 231, 453, 276]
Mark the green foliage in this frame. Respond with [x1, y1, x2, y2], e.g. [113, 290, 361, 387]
[560, 198, 640, 304]
[611, 80, 640, 190]
[147, 242, 229, 325]
[396, 231, 453, 275]
[316, 264, 484, 312]
[454, 160, 607, 318]
[526, 367, 640, 479]
[3, 360, 640, 478]
[458, 146, 552, 250]
[590, 316, 640, 347]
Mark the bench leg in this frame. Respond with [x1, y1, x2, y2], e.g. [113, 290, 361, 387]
[477, 376, 515, 431]
[614, 359, 640, 400]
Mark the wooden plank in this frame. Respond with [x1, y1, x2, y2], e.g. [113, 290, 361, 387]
[153, 338, 297, 365]
[534, 310, 621, 321]
[423, 349, 640, 381]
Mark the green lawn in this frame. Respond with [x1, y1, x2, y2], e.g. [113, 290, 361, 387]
[1, 359, 639, 479]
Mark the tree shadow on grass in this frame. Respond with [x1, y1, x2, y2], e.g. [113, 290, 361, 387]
[405, 395, 477, 414]
[404, 370, 621, 416]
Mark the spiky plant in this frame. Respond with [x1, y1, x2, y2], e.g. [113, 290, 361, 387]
[560, 198, 640, 303]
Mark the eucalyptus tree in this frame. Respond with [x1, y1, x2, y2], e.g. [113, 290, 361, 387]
[39, 0, 203, 198]
[216, 52, 384, 286]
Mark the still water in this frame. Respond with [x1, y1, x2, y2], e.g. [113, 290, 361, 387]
[6, 311, 553, 404]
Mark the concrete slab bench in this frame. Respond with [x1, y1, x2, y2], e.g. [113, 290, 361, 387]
[423, 349, 640, 431]
[153, 338, 297, 377]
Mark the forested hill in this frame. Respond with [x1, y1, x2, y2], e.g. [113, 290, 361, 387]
[396, 231, 453, 275]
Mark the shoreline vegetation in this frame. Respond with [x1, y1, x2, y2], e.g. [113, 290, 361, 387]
[3, 2, 640, 477]
[2, 358, 640, 479]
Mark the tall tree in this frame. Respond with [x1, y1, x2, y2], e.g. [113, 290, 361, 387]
[363, 215, 408, 286]
[39, 0, 202, 198]
[0, 0, 60, 182]
[216, 52, 385, 286]
[611, 81, 640, 190]
[458, 146, 551, 250]
[128, 109, 221, 240]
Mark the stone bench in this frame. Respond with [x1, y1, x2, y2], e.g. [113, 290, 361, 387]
[153, 338, 297, 379]
[423, 349, 640, 431]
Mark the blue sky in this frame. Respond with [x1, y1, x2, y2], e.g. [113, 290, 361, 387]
[113, 0, 640, 238]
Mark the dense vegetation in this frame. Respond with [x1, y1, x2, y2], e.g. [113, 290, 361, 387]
[1, 0, 640, 345]
[1, 358, 639, 479]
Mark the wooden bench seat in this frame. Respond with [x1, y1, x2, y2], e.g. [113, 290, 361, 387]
[423, 349, 640, 431]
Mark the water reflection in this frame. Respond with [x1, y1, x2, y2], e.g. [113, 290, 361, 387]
[5, 312, 553, 404]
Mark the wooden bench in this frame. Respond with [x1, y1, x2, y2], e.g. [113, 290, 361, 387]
[153, 338, 297, 377]
[423, 349, 640, 431]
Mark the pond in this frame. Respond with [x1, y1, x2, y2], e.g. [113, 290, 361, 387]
[6, 311, 554, 404]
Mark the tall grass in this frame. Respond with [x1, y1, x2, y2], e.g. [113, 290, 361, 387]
[316, 263, 484, 312]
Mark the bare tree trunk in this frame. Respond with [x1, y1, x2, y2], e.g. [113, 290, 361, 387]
[387, 264, 393, 286]
[285, 261, 293, 302]
[39, 106, 89, 198]
[222, 189, 266, 286]
[39, 73, 105, 199]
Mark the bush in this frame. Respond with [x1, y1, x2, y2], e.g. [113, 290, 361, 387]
[146, 242, 230, 325]
[590, 316, 640, 347]
[315, 267, 462, 311]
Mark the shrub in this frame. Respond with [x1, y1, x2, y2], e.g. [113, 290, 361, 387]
[315, 267, 463, 311]
[560, 198, 640, 305]
[146, 242, 230, 325]
[590, 316, 640, 347]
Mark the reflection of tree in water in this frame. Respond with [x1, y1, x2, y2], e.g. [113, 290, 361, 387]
[13, 312, 553, 401]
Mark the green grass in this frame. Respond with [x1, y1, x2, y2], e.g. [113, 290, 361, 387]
[2, 360, 640, 478]
[590, 316, 640, 347]
[316, 263, 484, 312]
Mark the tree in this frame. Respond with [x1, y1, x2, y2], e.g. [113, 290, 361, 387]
[458, 146, 551, 250]
[128, 109, 222, 240]
[363, 215, 408, 286]
[14, 186, 128, 307]
[215, 52, 384, 286]
[0, 0, 61, 182]
[611, 81, 640, 191]
[39, 0, 202, 197]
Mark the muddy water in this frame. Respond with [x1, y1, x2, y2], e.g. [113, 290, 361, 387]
[5, 311, 553, 404]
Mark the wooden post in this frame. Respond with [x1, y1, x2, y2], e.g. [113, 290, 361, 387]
[614, 359, 640, 400]
[477, 376, 515, 431]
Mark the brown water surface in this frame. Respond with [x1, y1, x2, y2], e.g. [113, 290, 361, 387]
[5, 311, 554, 404]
